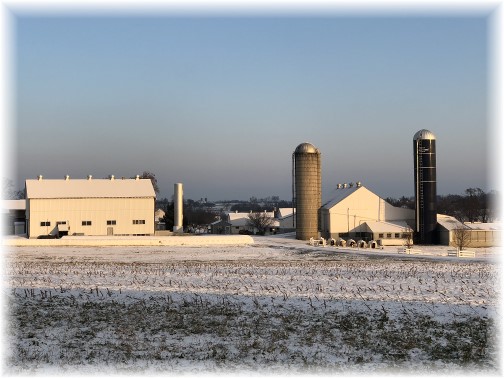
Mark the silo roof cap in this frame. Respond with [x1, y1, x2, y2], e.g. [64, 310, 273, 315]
[294, 142, 319, 154]
[414, 129, 436, 140]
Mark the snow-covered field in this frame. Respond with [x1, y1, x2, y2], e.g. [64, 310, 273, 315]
[3, 235, 501, 375]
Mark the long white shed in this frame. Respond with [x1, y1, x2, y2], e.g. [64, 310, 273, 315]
[25, 176, 155, 238]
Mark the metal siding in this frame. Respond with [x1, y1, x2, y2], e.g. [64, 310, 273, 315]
[27, 197, 154, 238]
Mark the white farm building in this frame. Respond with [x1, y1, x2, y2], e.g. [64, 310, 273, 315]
[25, 176, 156, 238]
[320, 184, 415, 246]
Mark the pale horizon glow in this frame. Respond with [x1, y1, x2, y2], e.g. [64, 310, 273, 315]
[4, 3, 500, 202]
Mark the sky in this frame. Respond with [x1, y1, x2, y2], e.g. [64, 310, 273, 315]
[7, 4, 498, 202]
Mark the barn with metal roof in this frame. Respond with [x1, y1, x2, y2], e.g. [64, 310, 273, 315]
[320, 183, 415, 245]
[25, 175, 155, 238]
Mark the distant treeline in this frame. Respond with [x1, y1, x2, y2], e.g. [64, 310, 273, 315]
[155, 196, 293, 230]
[386, 188, 499, 223]
[156, 188, 498, 229]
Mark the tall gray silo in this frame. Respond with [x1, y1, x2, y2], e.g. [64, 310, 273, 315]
[413, 129, 437, 244]
[292, 143, 321, 240]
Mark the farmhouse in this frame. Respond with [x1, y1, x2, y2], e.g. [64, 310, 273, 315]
[25, 175, 155, 238]
[210, 211, 285, 235]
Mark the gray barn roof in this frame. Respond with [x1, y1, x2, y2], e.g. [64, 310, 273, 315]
[25, 178, 156, 199]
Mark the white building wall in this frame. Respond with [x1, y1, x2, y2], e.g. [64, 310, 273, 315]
[279, 214, 296, 229]
[28, 197, 154, 238]
[322, 187, 414, 238]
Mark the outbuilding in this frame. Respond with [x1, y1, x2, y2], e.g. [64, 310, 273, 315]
[275, 207, 296, 232]
[2, 199, 26, 235]
[436, 214, 502, 247]
[25, 175, 155, 238]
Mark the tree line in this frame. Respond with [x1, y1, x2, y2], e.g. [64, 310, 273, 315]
[386, 188, 499, 223]
[3, 174, 498, 226]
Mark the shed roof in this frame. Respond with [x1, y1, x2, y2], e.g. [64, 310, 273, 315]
[363, 220, 410, 233]
[464, 222, 502, 231]
[1, 199, 26, 211]
[25, 178, 156, 199]
[437, 214, 469, 231]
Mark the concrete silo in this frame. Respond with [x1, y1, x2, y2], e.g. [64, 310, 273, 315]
[292, 143, 321, 240]
[413, 129, 437, 244]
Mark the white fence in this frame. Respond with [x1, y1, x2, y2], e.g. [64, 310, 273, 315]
[397, 248, 423, 255]
[447, 249, 476, 258]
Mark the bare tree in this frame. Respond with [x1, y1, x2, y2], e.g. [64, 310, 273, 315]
[247, 211, 274, 235]
[2, 178, 24, 199]
[452, 226, 472, 251]
[461, 188, 484, 223]
[132, 171, 159, 194]
[403, 226, 414, 249]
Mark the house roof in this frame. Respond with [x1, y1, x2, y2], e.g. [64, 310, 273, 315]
[25, 178, 156, 199]
[322, 186, 361, 209]
[227, 211, 274, 221]
[226, 212, 278, 227]
[211, 219, 231, 226]
[230, 218, 251, 227]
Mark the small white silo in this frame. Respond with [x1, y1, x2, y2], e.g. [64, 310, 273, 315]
[173, 183, 183, 233]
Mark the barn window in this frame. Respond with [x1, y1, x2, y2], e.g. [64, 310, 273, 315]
[395, 233, 400, 238]
[378, 233, 384, 238]
[107, 220, 116, 225]
[387, 233, 392, 238]
[40, 221, 50, 227]
[133, 220, 146, 225]
[82, 221, 92, 226]
[57, 221, 66, 225]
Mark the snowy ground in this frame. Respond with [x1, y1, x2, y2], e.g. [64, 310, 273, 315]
[3, 235, 501, 375]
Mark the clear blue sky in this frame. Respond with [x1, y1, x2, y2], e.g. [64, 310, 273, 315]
[13, 12, 491, 201]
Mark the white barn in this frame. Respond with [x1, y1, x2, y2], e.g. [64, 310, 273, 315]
[25, 176, 155, 238]
[320, 184, 415, 245]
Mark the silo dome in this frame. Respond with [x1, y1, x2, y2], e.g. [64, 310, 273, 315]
[414, 129, 436, 140]
[294, 142, 319, 154]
